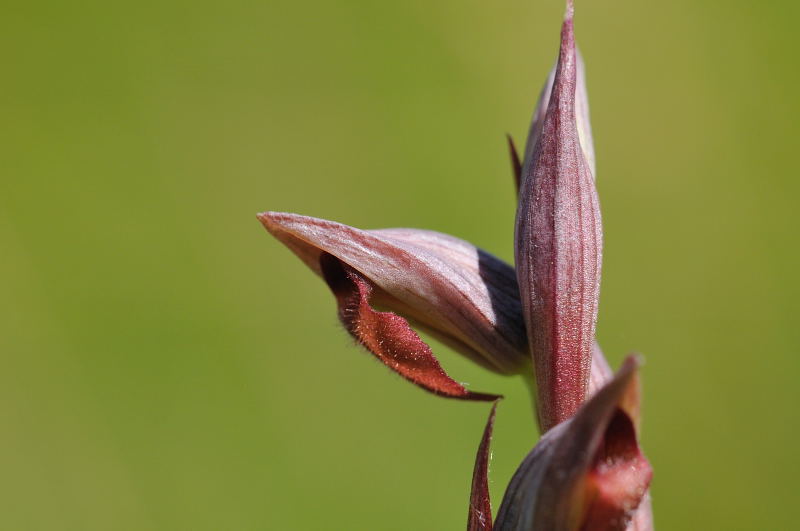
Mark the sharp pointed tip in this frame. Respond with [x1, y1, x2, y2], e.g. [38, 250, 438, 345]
[256, 210, 305, 231]
[565, 0, 575, 20]
[621, 353, 644, 372]
[506, 134, 522, 193]
[556, 1, 577, 66]
[506, 133, 518, 154]
[256, 211, 277, 228]
[464, 391, 504, 403]
[612, 356, 640, 387]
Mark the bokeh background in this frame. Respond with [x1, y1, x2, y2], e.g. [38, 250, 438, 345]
[2, 1, 798, 529]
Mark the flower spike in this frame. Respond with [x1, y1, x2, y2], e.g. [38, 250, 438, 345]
[259, 212, 530, 397]
[514, 5, 603, 431]
[261, 2, 656, 526]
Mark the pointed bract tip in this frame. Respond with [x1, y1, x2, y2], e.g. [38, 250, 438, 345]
[506, 134, 522, 195]
[617, 354, 642, 380]
[255, 211, 274, 221]
[467, 400, 501, 531]
[616, 354, 644, 428]
[256, 211, 270, 224]
[257, 210, 298, 228]
[256, 210, 290, 233]
[561, 5, 575, 51]
[566, 0, 575, 21]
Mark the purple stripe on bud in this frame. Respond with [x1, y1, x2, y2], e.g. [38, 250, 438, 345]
[514, 9, 603, 431]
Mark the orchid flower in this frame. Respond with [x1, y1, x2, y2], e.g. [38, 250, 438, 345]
[259, 1, 653, 529]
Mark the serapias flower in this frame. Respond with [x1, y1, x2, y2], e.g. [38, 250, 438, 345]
[469, 356, 653, 531]
[258, 211, 528, 399]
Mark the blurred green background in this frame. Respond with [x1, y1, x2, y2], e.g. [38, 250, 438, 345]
[2, 0, 798, 529]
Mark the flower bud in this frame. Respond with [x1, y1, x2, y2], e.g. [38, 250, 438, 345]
[514, 6, 603, 431]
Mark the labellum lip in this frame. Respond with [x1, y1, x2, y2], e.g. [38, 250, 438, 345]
[258, 211, 529, 375]
[493, 356, 653, 531]
[320, 254, 500, 401]
[514, 6, 603, 432]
